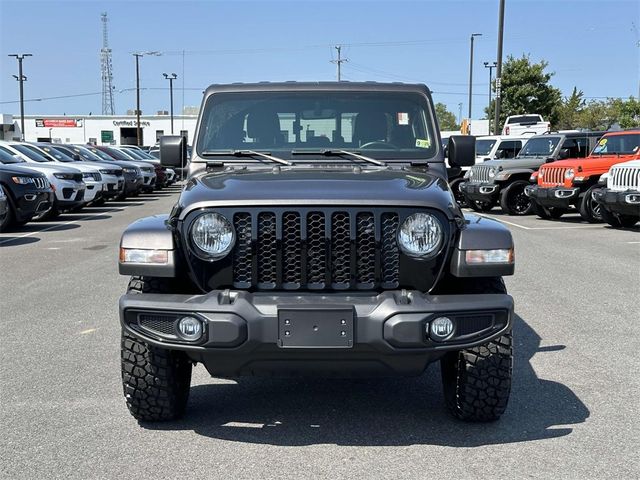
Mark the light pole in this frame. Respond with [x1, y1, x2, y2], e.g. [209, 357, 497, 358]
[132, 51, 161, 146]
[163, 73, 177, 134]
[494, 0, 506, 135]
[8, 53, 32, 141]
[484, 61, 497, 134]
[468, 33, 482, 122]
[458, 102, 463, 126]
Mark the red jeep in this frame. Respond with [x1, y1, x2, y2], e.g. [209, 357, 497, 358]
[525, 130, 640, 222]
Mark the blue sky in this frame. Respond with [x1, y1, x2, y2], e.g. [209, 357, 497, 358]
[1, 0, 638, 120]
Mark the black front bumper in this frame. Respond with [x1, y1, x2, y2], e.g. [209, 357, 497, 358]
[459, 182, 500, 202]
[15, 190, 54, 221]
[120, 290, 513, 377]
[525, 184, 582, 208]
[593, 188, 640, 216]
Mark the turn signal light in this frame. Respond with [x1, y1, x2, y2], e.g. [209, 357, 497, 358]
[465, 248, 514, 264]
[119, 247, 168, 264]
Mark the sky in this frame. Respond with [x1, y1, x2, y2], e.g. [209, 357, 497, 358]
[0, 0, 638, 121]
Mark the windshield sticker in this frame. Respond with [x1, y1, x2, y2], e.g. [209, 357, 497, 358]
[415, 138, 431, 149]
[598, 138, 608, 146]
[397, 112, 409, 125]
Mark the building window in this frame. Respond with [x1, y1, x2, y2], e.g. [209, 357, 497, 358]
[155, 130, 164, 142]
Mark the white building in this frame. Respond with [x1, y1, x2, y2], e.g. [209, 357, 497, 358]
[0, 113, 198, 146]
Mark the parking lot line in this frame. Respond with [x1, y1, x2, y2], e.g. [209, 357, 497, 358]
[472, 213, 607, 231]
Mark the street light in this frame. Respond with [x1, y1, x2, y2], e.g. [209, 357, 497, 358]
[484, 61, 497, 134]
[132, 51, 161, 146]
[8, 53, 32, 141]
[494, 0, 506, 135]
[468, 33, 482, 123]
[163, 73, 178, 134]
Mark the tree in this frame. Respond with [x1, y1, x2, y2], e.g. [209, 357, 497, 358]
[556, 87, 585, 130]
[576, 100, 617, 131]
[435, 102, 459, 131]
[485, 55, 562, 131]
[610, 97, 640, 129]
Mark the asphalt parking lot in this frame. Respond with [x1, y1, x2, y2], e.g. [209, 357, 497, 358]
[1, 188, 639, 480]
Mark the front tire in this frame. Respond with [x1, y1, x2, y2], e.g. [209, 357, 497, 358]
[450, 178, 467, 208]
[500, 180, 533, 215]
[121, 276, 192, 422]
[440, 277, 512, 422]
[579, 186, 603, 223]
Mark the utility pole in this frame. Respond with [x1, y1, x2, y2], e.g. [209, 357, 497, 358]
[458, 102, 463, 126]
[494, 0, 506, 134]
[132, 51, 161, 146]
[468, 33, 482, 121]
[330, 45, 348, 81]
[8, 53, 32, 141]
[484, 61, 497, 134]
[163, 73, 177, 134]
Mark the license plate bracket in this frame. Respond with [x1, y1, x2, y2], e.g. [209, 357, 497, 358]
[278, 308, 354, 348]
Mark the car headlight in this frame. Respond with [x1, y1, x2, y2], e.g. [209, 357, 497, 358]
[190, 212, 235, 260]
[488, 168, 497, 179]
[397, 213, 443, 258]
[11, 176, 35, 185]
[122, 167, 135, 174]
[538, 170, 544, 178]
[565, 168, 575, 179]
[53, 172, 76, 180]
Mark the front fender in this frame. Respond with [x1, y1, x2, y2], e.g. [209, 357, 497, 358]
[450, 213, 515, 277]
[118, 214, 177, 277]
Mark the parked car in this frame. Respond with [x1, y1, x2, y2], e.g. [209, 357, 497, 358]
[501, 114, 550, 136]
[475, 135, 527, 162]
[460, 131, 603, 215]
[593, 158, 640, 228]
[526, 129, 640, 222]
[0, 153, 53, 231]
[0, 141, 85, 219]
[117, 81, 516, 423]
[93, 146, 157, 192]
[112, 147, 168, 189]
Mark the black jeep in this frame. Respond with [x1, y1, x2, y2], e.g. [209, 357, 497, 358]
[118, 82, 515, 422]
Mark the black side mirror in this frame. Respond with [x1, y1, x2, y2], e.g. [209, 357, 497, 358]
[447, 135, 475, 167]
[159, 135, 186, 168]
[72, 153, 81, 161]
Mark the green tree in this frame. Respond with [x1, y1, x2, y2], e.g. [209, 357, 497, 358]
[556, 87, 585, 130]
[485, 55, 562, 131]
[435, 102, 459, 130]
[610, 97, 640, 128]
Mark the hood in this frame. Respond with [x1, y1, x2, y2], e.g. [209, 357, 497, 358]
[0, 164, 47, 178]
[477, 158, 545, 170]
[611, 159, 640, 169]
[176, 167, 456, 220]
[19, 162, 82, 173]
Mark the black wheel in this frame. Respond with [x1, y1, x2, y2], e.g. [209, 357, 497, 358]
[499, 180, 533, 215]
[35, 202, 60, 221]
[0, 186, 16, 232]
[579, 186, 603, 223]
[440, 277, 512, 422]
[533, 202, 566, 220]
[450, 179, 467, 208]
[466, 197, 495, 212]
[121, 276, 193, 422]
[600, 208, 639, 228]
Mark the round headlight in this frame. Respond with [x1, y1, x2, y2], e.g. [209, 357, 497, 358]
[488, 168, 496, 179]
[565, 168, 575, 179]
[190, 212, 235, 259]
[397, 213, 443, 258]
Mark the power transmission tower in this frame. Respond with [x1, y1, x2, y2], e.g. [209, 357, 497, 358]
[100, 12, 115, 115]
[330, 45, 348, 81]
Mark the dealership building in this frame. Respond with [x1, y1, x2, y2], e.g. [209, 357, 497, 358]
[0, 113, 197, 146]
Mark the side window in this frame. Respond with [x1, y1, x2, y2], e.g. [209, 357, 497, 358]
[560, 138, 581, 158]
[496, 140, 522, 159]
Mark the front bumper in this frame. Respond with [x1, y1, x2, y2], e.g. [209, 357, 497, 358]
[54, 180, 86, 208]
[593, 188, 640, 216]
[120, 290, 513, 377]
[124, 174, 143, 194]
[459, 182, 500, 201]
[525, 184, 581, 208]
[14, 189, 53, 222]
[102, 175, 125, 198]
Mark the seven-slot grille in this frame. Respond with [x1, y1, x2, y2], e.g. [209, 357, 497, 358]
[608, 166, 640, 192]
[230, 210, 401, 290]
[85, 172, 102, 182]
[33, 177, 49, 189]
[539, 167, 568, 186]
[468, 165, 492, 183]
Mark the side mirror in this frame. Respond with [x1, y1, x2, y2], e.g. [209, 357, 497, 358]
[447, 135, 475, 167]
[72, 153, 81, 161]
[159, 135, 186, 168]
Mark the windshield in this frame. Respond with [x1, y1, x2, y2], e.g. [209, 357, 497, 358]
[476, 139, 497, 156]
[592, 133, 640, 155]
[0, 146, 25, 164]
[40, 146, 74, 162]
[79, 146, 111, 161]
[518, 137, 560, 157]
[12, 144, 51, 162]
[197, 91, 438, 161]
[121, 148, 145, 160]
[102, 147, 131, 161]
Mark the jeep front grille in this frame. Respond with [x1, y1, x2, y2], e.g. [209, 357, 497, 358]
[609, 166, 640, 192]
[539, 167, 567, 186]
[33, 177, 49, 189]
[230, 209, 400, 290]
[469, 165, 492, 183]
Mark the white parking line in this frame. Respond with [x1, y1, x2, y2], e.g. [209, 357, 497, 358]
[473, 213, 605, 231]
[0, 206, 127, 246]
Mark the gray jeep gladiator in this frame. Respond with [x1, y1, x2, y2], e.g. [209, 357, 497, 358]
[117, 82, 515, 422]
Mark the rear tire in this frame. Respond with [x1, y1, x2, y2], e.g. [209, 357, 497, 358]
[440, 277, 512, 422]
[500, 180, 533, 215]
[579, 186, 603, 223]
[121, 276, 193, 422]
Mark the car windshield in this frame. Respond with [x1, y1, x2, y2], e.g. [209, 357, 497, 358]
[69, 146, 103, 161]
[103, 148, 131, 161]
[517, 137, 560, 157]
[121, 148, 145, 160]
[40, 146, 74, 162]
[0, 147, 25, 164]
[476, 139, 496, 156]
[592, 133, 640, 155]
[197, 91, 438, 161]
[87, 147, 117, 161]
[12, 144, 51, 162]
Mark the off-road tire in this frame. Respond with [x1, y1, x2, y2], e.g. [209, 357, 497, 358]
[500, 180, 533, 215]
[600, 207, 639, 228]
[579, 186, 603, 223]
[121, 276, 193, 422]
[466, 197, 495, 212]
[533, 202, 566, 220]
[440, 277, 513, 422]
[450, 178, 467, 208]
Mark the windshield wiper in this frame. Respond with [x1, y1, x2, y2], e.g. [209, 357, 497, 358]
[291, 149, 387, 167]
[201, 149, 292, 166]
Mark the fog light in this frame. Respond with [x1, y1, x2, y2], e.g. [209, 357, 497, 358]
[178, 316, 203, 341]
[429, 317, 454, 341]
